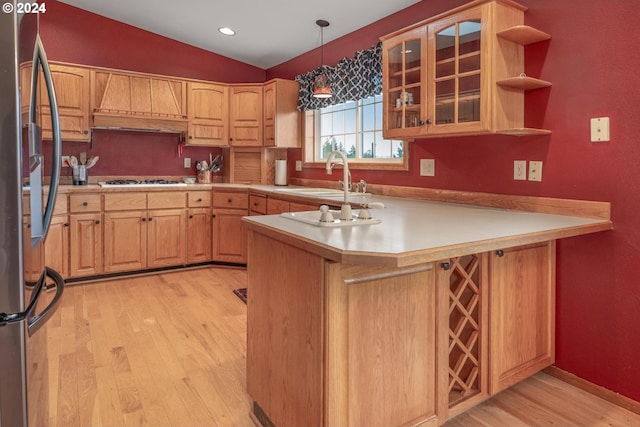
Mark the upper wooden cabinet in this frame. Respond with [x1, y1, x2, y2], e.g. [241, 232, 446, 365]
[229, 85, 263, 146]
[92, 70, 188, 132]
[186, 81, 229, 146]
[263, 79, 300, 148]
[20, 63, 91, 142]
[381, 0, 551, 139]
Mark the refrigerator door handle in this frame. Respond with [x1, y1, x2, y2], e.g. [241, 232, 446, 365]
[26, 267, 64, 336]
[29, 34, 62, 242]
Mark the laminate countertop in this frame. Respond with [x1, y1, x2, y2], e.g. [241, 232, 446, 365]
[242, 192, 612, 267]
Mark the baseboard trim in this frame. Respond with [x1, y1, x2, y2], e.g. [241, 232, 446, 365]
[544, 366, 640, 415]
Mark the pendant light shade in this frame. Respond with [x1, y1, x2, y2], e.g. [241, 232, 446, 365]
[313, 19, 332, 99]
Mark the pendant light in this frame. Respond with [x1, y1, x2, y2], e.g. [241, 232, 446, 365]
[313, 19, 332, 99]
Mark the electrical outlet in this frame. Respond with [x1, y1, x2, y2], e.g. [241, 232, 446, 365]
[61, 155, 70, 167]
[514, 160, 526, 180]
[420, 159, 435, 177]
[295, 160, 302, 171]
[590, 117, 610, 142]
[184, 157, 191, 168]
[528, 161, 543, 182]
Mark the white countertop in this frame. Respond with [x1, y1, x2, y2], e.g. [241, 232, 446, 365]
[243, 193, 611, 266]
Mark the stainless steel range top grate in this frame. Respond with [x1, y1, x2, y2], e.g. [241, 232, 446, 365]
[99, 179, 187, 187]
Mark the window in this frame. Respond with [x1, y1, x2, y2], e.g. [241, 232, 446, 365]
[312, 94, 405, 166]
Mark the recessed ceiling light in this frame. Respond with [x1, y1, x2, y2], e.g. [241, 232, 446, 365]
[218, 27, 236, 36]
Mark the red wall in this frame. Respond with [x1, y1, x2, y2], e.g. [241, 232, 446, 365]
[40, 1, 264, 178]
[42, 0, 640, 402]
[271, 0, 640, 403]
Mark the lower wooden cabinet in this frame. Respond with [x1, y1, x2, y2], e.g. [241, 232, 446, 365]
[212, 190, 248, 263]
[104, 210, 147, 273]
[44, 214, 70, 279]
[69, 213, 103, 277]
[187, 208, 213, 263]
[488, 241, 555, 393]
[146, 209, 186, 268]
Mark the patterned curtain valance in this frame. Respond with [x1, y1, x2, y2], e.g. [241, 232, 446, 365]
[295, 42, 382, 111]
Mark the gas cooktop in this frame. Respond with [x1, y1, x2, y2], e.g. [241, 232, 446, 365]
[98, 179, 187, 188]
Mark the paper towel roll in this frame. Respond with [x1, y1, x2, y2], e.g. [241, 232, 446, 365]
[275, 160, 287, 186]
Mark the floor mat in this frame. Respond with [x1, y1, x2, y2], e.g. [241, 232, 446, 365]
[233, 288, 247, 304]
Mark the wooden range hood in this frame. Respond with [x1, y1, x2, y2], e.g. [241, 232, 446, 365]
[92, 70, 188, 133]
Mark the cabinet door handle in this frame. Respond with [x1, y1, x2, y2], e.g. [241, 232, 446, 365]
[83, 130, 89, 135]
[426, 119, 432, 125]
[95, 220, 100, 225]
[441, 262, 451, 270]
[188, 135, 193, 139]
[141, 217, 147, 222]
[82, 201, 88, 206]
[148, 217, 153, 221]
[64, 223, 70, 227]
[495, 250, 504, 257]
[212, 214, 216, 218]
[189, 215, 194, 219]
[197, 198, 202, 202]
[227, 198, 233, 203]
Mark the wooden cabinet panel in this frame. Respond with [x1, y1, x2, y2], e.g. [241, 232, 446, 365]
[103, 211, 147, 273]
[229, 85, 263, 146]
[187, 82, 229, 146]
[69, 213, 103, 277]
[213, 190, 248, 209]
[187, 191, 212, 208]
[147, 191, 185, 209]
[249, 194, 267, 214]
[489, 242, 555, 393]
[44, 215, 69, 279]
[147, 209, 186, 267]
[212, 209, 246, 263]
[69, 193, 101, 213]
[104, 193, 147, 211]
[263, 79, 300, 148]
[266, 197, 289, 215]
[187, 208, 212, 263]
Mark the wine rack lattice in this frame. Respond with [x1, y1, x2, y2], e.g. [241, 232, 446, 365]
[448, 254, 481, 406]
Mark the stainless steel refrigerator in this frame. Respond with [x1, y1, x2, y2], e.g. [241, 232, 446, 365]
[1, 3, 64, 426]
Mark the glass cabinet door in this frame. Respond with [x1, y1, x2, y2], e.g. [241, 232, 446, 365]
[432, 19, 482, 128]
[382, 26, 425, 138]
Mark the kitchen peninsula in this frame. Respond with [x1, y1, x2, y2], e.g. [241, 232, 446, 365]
[242, 191, 612, 427]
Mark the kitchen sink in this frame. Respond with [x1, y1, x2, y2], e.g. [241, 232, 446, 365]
[280, 209, 381, 227]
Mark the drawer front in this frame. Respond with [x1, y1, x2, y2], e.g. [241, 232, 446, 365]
[213, 191, 248, 209]
[53, 194, 68, 215]
[104, 193, 147, 211]
[188, 191, 212, 208]
[267, 198, 290, 215]
[148, 191, 186, 209]
[249, 194, 267, 214]
[69, 193, 101, 213]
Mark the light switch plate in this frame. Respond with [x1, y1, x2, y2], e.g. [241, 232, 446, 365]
[590, 117, 610, 142]
[514, 160, 526, 180]
[184, 157, 191, 168]
[420, 159, 435, 177]
[528, 161, 543, 182]
[61, 155, 70, 167]
[295, 160, 302, 171]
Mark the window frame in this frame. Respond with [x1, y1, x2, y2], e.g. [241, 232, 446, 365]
[302, 98, 409, 172]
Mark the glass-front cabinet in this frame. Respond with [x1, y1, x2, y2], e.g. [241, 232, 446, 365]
[380, 0, 551, 139]
[430, 13, 486, 134]
[382, 26, 426, 139]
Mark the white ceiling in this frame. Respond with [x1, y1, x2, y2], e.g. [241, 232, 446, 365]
[59, 0, 422, 69]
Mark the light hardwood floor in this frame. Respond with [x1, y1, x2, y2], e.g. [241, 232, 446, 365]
[46, 266, 640, 427]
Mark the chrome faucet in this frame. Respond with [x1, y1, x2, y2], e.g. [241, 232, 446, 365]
[325, 150, 352, 220]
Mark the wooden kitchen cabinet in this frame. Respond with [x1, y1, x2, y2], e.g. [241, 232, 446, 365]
[212, 190, 248, 263]
[44, 214, 70, 279]
[263, 79, 300, 148]
[69, 213, 103, 277]
[187, 208, 212, 263]
[20, 63, 91, 141]
[146, 208, 186, 267]
[103, 210, 147, 273]
[488, 241, 555, 393]
[380, 0, 551, 138]
[229, 85, 263, 146]
[186, 81, 229, 146]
